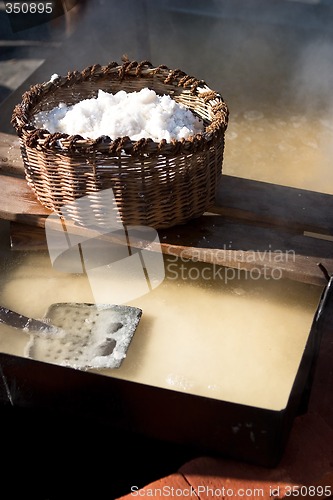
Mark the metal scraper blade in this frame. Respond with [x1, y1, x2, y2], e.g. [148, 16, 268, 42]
[25, 303, 142, 370]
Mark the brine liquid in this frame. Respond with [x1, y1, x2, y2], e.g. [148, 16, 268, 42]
[223, 109, 333, 195]
[0, 222, 322, 411]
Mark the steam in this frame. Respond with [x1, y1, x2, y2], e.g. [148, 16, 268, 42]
[291, 39, 333, 115]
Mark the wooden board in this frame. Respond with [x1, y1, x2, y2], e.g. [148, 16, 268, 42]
[213, 176, 333, 236]
[1, 132, 333, 286]
[0, 174, 50, 226]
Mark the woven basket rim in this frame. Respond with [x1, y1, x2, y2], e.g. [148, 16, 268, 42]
[11, 59, 229, 156]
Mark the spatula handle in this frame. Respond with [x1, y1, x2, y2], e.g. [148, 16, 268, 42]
[0, 306, 57, 334]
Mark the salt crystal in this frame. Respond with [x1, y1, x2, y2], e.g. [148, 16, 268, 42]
[33, 88, 204, 142]
[50, 74, 59, 82]
[166, 373, 194, 391]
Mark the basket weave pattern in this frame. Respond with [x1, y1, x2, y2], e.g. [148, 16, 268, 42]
[12, 60, 229, 228]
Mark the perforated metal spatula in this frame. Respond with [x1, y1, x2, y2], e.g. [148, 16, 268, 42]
[0, 303, 142, 370]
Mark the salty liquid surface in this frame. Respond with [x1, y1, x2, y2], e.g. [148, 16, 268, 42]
[0, 225, 323, 411]
[223, 108, 333, 195]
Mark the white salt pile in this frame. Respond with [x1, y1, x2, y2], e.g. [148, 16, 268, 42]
[34, 88, 204, 142]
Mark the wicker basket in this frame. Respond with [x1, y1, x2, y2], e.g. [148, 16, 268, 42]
[12, 59, 229, 229]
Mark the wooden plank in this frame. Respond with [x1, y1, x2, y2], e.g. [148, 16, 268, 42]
[1, 174, 50, 226]
[158, 216, 333, 286]
[10, 215, 333, 286]
[214, 176, 333, 236]
[10, 222, 48, 251]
